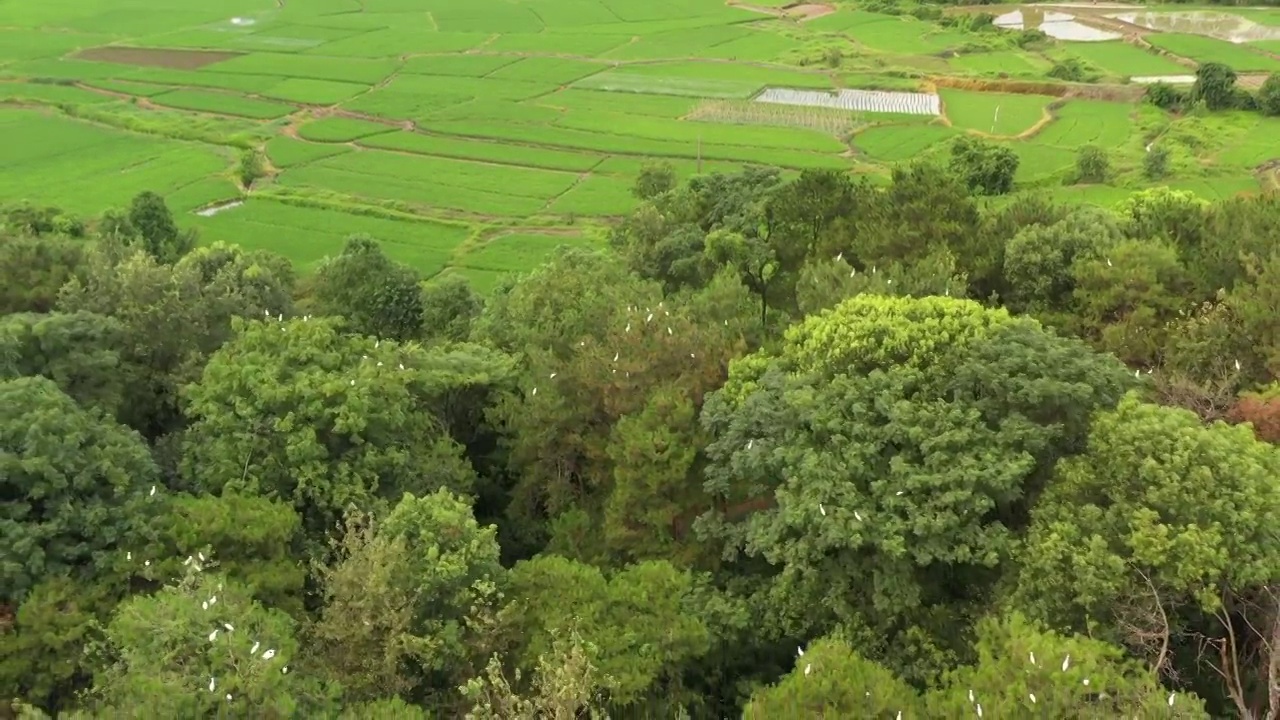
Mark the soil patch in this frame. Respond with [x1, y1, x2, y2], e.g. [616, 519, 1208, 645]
[76, 46, 243, 70]
[786, 3, 836, 21]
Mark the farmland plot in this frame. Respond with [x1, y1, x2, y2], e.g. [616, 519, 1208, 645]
[940, 89, 1051, 136]
[298, 117, 396, 143]
[1147, 33, 1280, 72]
[454, 231, 601, 291]
[150, 89, 294, 119]
[854, 124, 957, 162]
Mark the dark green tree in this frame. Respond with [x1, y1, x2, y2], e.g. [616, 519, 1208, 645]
[949, 136, 1019, 196]
[308, 235, 424, 342]
[1191, 62, 1238, 111]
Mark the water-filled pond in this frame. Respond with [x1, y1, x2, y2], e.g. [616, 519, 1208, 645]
[1109, 11, 1280, 43]
[993, 10, 1122, 42]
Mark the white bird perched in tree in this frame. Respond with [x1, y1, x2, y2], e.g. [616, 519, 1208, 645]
[1082, 678, 1090, 686]
[613, 352, 619, 362]
[549, 373, 557, 379]
[834, 252, 843, 262]
[1106, 258, 1113, 267]
[968, 689, 974, 703]
[282, 666, 288, 674]
[804, 663, 811, 676]
[667, 327, 672, 335]
[819, 503, 826, 516]
[531, 387, 537, 396]
[262, 649, 276, 660]
[209, 595, 217, 606]
[208, 629, 219, 642]
[896, 491, 904, 496]
[226, 694, 232, 702]
[1235, 358, 1242, 371]
[209, 677, 216, 692]
[1168, 693, 1175, 707]
[126, 551, 132, 561]
[198, 552, 205, 561]
[376, 362, 382, 367]
[646, 312, 654, 323]
[850, 267, 856, 277]
[1136, 369, 1141, 379]
[854, 511, 863, 521]
[1029, 694, 1036, 704]
[264, 309, 270, 317]
[278, 314, 283, 322]
[150, 485, 156, 496]
[1062, 654, 1070, 672]
[398, 363, 405, 370]
[350, 379, 355, 386]
[1029, 651, 1036, 666]
[797, 646, 804, 657]
[251, 641, 260, 654]
[144, 560, 150, 567]
[184, 556, 193, 566]
[223, 623, 234, 632]
[375, 340, 380, 348]
[746, 439, 753, 450]
[896, 713, 902, 720]
[976, 703, 983, 718]
[202, 600, 208, 610]
[625, 323, 631, 332]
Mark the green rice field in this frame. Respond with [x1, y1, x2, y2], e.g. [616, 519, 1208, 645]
[1, 0, 1277, 282]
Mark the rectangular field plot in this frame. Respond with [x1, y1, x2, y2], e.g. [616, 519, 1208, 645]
[939, 89, 1051, 135]
[555, 109, 847, 152]
[304, 29, 490, 57]
[0, 109, 228, 216]
[121, 68, 281, 94]
[853, 124, 958, 162]
[844, 15, 971, 54]
[357, 131, 605, 172]
[192, 199, 470, 273]
[487, 57, 608, 85]
[1057, 41, 1188, 78]
[545, 175, 637, 216]
[266, 136, 352, 168]
[949, 50, 1052, 77]
[343, 75, 558, 120]
[1148, 33, 1280, 72]
[0, 29, 115, 62]
[207, 52, 399, 84]
[0, 82, 115, 107]
[755, 88, 940, 116]
[430, 4, 546, 33]
[483, 33, 631, 56]
[297, 117, 396, 142]
[260, 78, 366, 104]
[150, 89, 295, 119]
[400, 55, 521, 78]
[454, 232, 601, 291]
[533, 89, 697, 118]
[1032, 100, 1133, 148]
[165, 177, 242, 214]
[420, 118, 848, 168]
[576, 61, 834, 98]
[276, 149, 580, 215]
[692, 29, 802, 62]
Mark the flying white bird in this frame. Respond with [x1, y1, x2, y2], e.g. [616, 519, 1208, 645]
[208, 629, 219, 642]
[251, 641, 260, 654]
[1062, 654, 1070, 672]
[209, 677, 216, 692]
[819, 503, 826, 516]
[263, 649, 276, 660]
[549, 373, 556, 379]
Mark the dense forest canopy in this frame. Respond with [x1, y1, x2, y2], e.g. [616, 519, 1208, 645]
[3, 160, 1280, 720]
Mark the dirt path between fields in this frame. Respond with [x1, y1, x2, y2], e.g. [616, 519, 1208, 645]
[726, 0, 835, 22]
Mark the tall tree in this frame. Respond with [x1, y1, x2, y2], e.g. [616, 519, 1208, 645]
[308, 235, 424, 341]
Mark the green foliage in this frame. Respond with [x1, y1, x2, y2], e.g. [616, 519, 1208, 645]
[0, 232, 84, 314]
[1073, 145, 1109, 185]
[1, 376, 158, 603]
[421, 273, 484, 344]
[125, 191, 196, 265]
[949, 136, 1019, 196]
[1144, 81, 1187, 112]
[0, 311, 128, 417]
[743, 636, 923, 718]
[238, 148, 267, 189]
[309, 235, 425, 342]
[1259, 73, 1280, 116]
[632, 160, 677, 200]
[1190, 62, 1238, 111]
[181, 317, 481, 539]
[1143, 145, 1170, 179]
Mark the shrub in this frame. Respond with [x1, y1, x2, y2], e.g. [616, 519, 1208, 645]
[1074, 145, 1109, 184]
[1143, 146, 1170, 180]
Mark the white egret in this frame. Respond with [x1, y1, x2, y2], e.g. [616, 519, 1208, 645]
[1082, 678, 1090, 686]
[746, 439, 753, 450]
[223, 623, 234, 632]
[1029, 694, 1036, 704]
[835, 252, 843, 262]
[667, 327, 672, 335]
[282, 666, 289, 674]
[278, 314, 283, 321]
[1029, 651, 1036, 666]
[209, 677, 216, 692]
[531, 387, 537, 396]
[968, 689, 974, 703]
[399, 363, 405, 370]
[144, 560, 150, 567]
[263, 649, 276, 660]
[625, 323, 631, 332]
[202, 601, 208, 610]
[1106, 258, 1113, 267]
[1168, 693, 1175, 707]
[1235, 358, 1242, 371]
[819, 503, 826, 516]
[646, 313, 654, 323]
[150, 485, 156, 496]
[549, 373, 557, 379]
[251, 641, 260, 654]
[797, 646, 804, 657]
[209, 595, 217, 606]
[804, 663, 811, 676]
[126, 551, 132, 561]
[208, 629, 219, 642]
[1062, 654, 1070, 672]
[976, 703, 983, 718]
[198, 552, 205, 561]
[613, 352, 619, 362]
[184, 556, 193, 566]
[854, 511, 863, 521]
